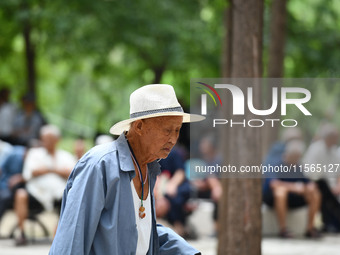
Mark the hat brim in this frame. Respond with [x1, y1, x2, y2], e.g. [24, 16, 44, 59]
[109, 112, 205, 135]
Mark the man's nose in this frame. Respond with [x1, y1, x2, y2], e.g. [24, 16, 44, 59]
[168, 131, 179, 144]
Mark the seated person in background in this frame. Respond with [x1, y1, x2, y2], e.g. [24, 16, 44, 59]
[263, 127, 302, 165]
[303, 123, 340, 232]
[10, 93, 45, 146]
[14, 125, 76, 245]
[155, 146, 191, 237]
[0, 146, 26, 223]
[73, 136, 87, 160]
[191, 134, 222, 234]
[0, 140, 13, 167]
[0, 88, 16, 143]
[263, 140, 321, 238]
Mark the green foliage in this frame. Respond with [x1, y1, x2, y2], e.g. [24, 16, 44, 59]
[261, 0, 340, 141]
[0, 0, 339, 142]
[0, 0, 223, 137]
[285, 0, 340, 77]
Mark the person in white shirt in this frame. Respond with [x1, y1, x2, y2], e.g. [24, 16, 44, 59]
[303, 123, 340, 184]
[14, 125, 76, 245]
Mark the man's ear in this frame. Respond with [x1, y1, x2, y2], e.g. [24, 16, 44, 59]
[133, 120, 144, 136]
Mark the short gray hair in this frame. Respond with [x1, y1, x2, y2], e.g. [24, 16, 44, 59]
[284, 140, 305, 156]
[40, 125, 61, 138]
[281, 127, 302, 142]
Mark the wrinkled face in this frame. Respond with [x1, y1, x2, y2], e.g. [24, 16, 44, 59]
[138, 116, 183, 160]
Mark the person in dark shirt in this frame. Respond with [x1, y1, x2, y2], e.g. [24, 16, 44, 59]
[0, 146, 26, 221]
[156, 147, 191, 237]
[10, 93, 46, 146]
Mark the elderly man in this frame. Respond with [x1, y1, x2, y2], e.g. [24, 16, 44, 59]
[14, 125, 76, 245]
[50, 85, 203, 255]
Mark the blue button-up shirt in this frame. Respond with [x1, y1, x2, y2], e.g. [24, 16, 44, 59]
[49, 133, 200, 255]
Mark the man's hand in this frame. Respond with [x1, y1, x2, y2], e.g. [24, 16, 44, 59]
[165, 170, 185, 198]
[166, 182, 178, 197]
[207, 177, 222, 202]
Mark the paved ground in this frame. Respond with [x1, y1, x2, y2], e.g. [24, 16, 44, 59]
[261, 235, 340, 255]
[1, 235, 340, 255]
[1, 202, 340, 255]
[190, 235, 340, 255]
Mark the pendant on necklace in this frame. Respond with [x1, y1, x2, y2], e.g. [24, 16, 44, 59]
[139, 206, 145, 219]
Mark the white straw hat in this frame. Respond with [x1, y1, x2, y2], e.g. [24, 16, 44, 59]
[109, 84, 205, 135]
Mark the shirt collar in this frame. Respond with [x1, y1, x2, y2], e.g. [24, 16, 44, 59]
[115, 133, 161, 177]
[147, 160, 161, 177]
[116, 133, 134, 173]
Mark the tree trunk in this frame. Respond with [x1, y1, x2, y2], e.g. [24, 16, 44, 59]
[218, 0, 263, 255]
[152, 65, 166, 84]
[221, 6, 232, 78]
[268, 0, 287, 78]
[262, 0, 287, 157]
[22, 1, 36, 97]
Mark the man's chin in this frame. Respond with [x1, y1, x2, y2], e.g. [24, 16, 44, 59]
[159, 150, 171, 159]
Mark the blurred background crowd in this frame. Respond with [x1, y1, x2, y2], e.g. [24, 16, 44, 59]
[1, 87, 340, 246]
